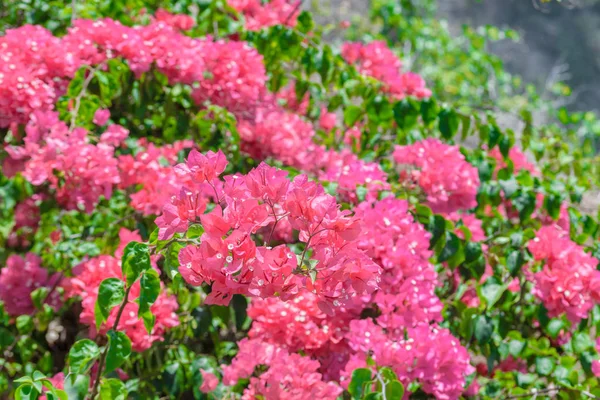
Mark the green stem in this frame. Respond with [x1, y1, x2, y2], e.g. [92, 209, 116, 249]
[88, 284, 133, 399]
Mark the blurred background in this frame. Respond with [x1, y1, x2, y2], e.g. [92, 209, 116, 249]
[312, 0, 600, 113]
[441, 0, 600, 113]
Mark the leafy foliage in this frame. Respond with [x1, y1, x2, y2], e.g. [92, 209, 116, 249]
[1, 0, 599, 399]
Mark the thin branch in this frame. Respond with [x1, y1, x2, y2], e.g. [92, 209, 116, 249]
[88, 284, 133, 399]
[375, 371, 388, 400]
[70, 63, 104, 131]
[582, 390, 599, 399]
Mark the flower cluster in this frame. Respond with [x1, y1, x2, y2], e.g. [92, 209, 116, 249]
[447, 212, 486, 242]
[342, 41, 431, 99]
[236, 196, 473, 395]
[342, 319, 474, 400]
[0, 253, 62, 316]
[238, 108, 320, 169]
[489, 147, 538, 176]
[356, 197, 443, 328]
[5, 6, 594, 400]
[199, 370, 219, 393]
[0, 25, 75, 127]
[7, 195, 42, 248]
[0, 13, 267, 128]
[246, 291, 357, 380]
[65, 229, 179, 351]
[393, 138, 480, 214]
[1, 15, 435, 224]
[247, 292, 351, 356]
[154, 8, 196, 31]
[157, 150, 381, 310]
[222, 339, 342, 400]
[319, 150, 389, 204]
[118, 139, 194, 215]
[227, 0, 302, 31]
[527, 224, 600, 323]
[4, 111, 120, 212]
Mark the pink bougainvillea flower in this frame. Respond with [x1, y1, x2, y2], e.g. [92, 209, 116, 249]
[342, 41, 431, 99]
[527, 224, 600, 323]
[394, 138, 480, 214]
[199, 370, 219, 393]
[92, 108, 110, 126]
[0, 253, 62, 316]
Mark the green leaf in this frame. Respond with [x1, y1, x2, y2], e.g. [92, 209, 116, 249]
[32, 371, 45, 382]
[356, 186, 368, 203]
[508, 338, 525, 357]
[488, 125, 502, 148]
[14, 376, 33, 384]
[438, 108, 459, 139]
[428, 215, 446, 247]
[67, 68, 86, 98]
[138, 269, 160, 333]
[45, 390, 68, 400]
[140, 311, 155, 336]
[460, 114, 472, 140]
[385, 380, 405, 400]
[105, 330, 132, 375]
[32, 379, 43, 393]
[572, 332, 593, 354]
[31, 287, 50, 310]
[163, 362, 185, 396]
[378, 367, 397, 383]
[94, 278, 125, 330]
[499, 177, 519, 198]
[546, 319, 565, 338]
[121, 242, 151, 286]
[516, 373, 536, 387]
[420, 98, 439, 125]
[414, 204, 432, 221]
[394, 99, 420, 131]
[348, 368, 372, 399]
[464, 242, 483, 263]
[438, 231, 460, 262]
[99, 378, 127, 400]
[459, 308, 478, 341]
[506, 250, 525, 276]
[16, 315, 34, 334]
[296, 11, 314, 34]
[499, 134, 511, 157]
[63, 375, 90, 400]
[474, 315, 494, 344]
[148, 228, 159, 245]
[512, 190, 536, 222]
[344, 105, 363, 127]
[15, 384, 38, 400]
[186, 224, 204, 239]
[68, 339, 100, 375]
[535, 357, 555, 376]
[231, 294, 248, 331]
[480, 278, 507, 310]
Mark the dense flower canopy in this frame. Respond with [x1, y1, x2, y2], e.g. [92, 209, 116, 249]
[1, 2, 599, 400]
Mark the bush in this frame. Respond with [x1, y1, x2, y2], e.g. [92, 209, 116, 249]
[1, 1, 599, 399]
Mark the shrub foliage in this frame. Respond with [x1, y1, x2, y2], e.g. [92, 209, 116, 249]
[1, 1, 600, 399]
